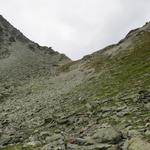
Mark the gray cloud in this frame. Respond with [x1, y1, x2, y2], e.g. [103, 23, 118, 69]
[0, 0, 150, 59]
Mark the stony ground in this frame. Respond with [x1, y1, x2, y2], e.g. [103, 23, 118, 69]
[0, 16, 150, 150]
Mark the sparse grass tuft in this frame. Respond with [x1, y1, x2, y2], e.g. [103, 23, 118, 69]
[58, 60, 79, 72]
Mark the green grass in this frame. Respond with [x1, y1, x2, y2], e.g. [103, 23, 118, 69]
[0, 145, 22, 150]
[81, 32, 150, 98]
[57, 60, 79, 73]
[61, 31, 150, 115]
[0, 145, 39, 150]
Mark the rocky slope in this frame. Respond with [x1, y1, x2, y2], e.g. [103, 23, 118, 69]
[0, 16, 150, 150]
[0, 15, 70, 82]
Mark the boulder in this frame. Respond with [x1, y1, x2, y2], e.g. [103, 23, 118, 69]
[23, 141, 41, 147]
[144, 103, 150, 110]
[123, 137, 150, 150]
[145, 130, 150, 136]
[0, 134, 12, 146]
[90, 126, 122, 144]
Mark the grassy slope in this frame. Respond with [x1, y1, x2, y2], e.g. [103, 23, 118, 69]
[71, 30, 150, 100]
[0, 145, 39, 150]
[57, 29, 150, 131]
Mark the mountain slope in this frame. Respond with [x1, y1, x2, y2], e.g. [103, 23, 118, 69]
[0, 16, 150, 150]
[0, 15, 70, 82]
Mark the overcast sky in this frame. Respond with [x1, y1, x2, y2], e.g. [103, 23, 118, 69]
[0, 0, 150, 60]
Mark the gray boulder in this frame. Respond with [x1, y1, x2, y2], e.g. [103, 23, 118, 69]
[92, 127, 122, 144]
[123, 137, 150, 150]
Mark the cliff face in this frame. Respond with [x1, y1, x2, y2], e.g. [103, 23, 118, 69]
[0, 16, 150, 150]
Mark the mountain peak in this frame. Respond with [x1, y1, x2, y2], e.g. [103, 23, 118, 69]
[0, 15, 71, 81]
